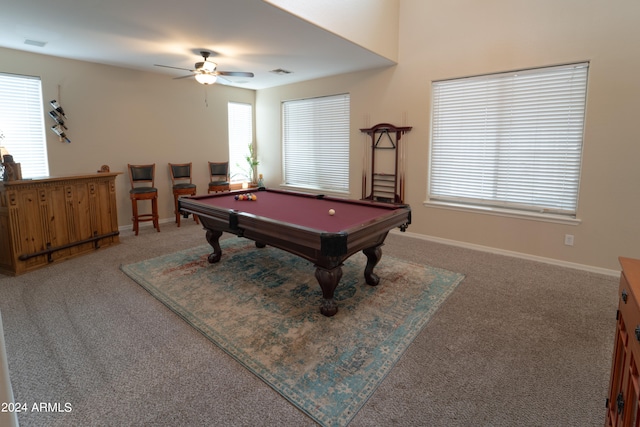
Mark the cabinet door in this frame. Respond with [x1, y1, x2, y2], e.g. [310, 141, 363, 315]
[69, 182, 93, 242]
[607, 314, 630, 426]
[0, 206, 12, 270]
[13, 187, 49, 268]
[50, 182, 95, 260]
[622, 358, 639, 426]
[46, 184, 70, 258]
[0, 186, 11, 271]
[92, 179, 118, 235]
[624, 313, 640, 426]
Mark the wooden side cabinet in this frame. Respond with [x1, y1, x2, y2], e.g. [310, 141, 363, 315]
[0, 172, 120, 275]
[606, 257, 640, 426]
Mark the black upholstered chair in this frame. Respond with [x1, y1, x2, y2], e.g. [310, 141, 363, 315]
[208, 161, 230, 193]
[128, 163, 160, 235]
[169, 162, 199, 227]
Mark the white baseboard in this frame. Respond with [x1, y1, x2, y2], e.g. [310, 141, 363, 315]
[117, 220, 619, 277]
[118, 216, 180, 233]
[391, 229, 619, 277]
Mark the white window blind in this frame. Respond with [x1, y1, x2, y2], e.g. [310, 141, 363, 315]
[429, 63, 588, 216]
[283, 93, 350, 192]
[0, 72, 49, 178]
[228, 102, 253, 182]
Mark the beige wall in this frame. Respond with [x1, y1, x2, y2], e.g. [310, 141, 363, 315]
[0, 47, 255, 228]
[257, 0, 640, 271]
[265, 0, 399, 62]
[2, 0, 639, 271]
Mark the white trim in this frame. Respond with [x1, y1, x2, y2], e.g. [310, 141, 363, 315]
[120, 216, 618, 277]
[391, 229, 619, 277]
[277, 183, 350, 199]
[118, 216, 177, 233]
[424, 200, 582, 226]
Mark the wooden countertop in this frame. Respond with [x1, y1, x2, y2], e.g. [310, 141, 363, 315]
[0, 172, 121, 187]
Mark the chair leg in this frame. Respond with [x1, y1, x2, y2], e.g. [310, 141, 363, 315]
[152, 196, 160, 232]
[131, 198, 139, 236]
[174, 193, 181, 227]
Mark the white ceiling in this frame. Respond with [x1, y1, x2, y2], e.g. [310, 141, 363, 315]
[0, 0, 396, 90]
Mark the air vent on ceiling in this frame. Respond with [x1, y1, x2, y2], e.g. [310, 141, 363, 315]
[24, 39, 47, 47]
[270, 68, 293, 75]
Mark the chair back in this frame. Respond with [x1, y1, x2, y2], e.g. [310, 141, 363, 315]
[169, 163, 193, 186]
[209, 161, 229, 181]
[128, 164, 156, 189]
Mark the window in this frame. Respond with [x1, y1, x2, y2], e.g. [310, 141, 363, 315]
[283, 93, 350, 193]
[429, 63, 589, 218]
[0, 72, 49, 178]
[228, 102, 253, 183]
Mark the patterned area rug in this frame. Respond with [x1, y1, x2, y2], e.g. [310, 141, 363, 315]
[121, 238, 464, 426]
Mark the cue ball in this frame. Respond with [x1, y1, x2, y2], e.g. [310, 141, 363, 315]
[329, 209, 335, 216]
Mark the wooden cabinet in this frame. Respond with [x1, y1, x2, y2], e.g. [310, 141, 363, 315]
[0, 172, 120, 275]
[606, 257, 640, 426]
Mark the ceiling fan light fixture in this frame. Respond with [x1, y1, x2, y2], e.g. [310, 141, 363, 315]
[195, 73, 217, 85]
[201, 61, 216, 73]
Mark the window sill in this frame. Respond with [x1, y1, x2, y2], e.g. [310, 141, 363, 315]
[278, 184, 350, 199]
[424, 200, 582, 226]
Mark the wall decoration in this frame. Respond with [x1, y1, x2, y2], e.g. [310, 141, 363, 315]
[49, 99, 70, 143]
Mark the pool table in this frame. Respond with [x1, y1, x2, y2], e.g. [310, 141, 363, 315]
[179, 188, 411, 316]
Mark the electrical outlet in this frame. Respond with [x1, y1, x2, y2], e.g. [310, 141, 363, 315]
[564, 234, 574, 246]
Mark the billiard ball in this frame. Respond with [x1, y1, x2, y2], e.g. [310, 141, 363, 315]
[329, 209, 335, 216]
[235, 193, 257, 201]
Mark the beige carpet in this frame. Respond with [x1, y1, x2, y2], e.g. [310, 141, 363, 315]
[121, 239, 464, 426]
[0, 220, 618, 426]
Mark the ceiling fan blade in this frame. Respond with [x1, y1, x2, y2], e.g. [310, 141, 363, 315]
[216, 71, 254, 78]
[173, 74, 195, 80]
[154, 64, 193, 72]
[215, 75, 232, 84]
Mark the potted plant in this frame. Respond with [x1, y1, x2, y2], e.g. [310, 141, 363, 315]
[245, 143, 259, 184]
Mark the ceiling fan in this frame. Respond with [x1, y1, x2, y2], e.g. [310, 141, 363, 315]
[154, 51, 254, 85]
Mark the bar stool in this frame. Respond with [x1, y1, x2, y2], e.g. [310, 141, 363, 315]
[208, 161, 230, 193]
[169, 162, 199, 227]
[128, 163, 160, 236]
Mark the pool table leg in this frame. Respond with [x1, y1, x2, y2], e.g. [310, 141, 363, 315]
[363, 245, 382, 286]
[315, 265, 343, 317]
[205, 229, 223, 263]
